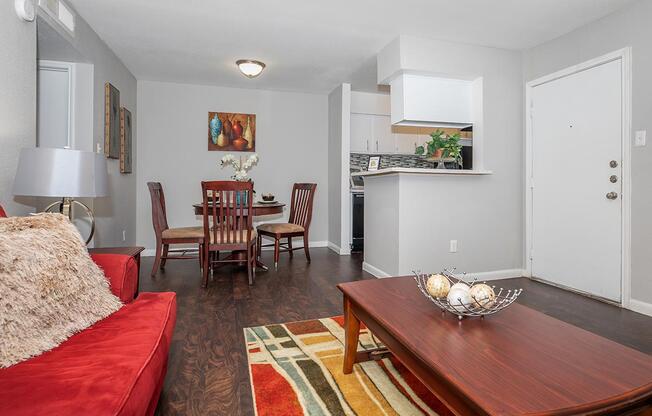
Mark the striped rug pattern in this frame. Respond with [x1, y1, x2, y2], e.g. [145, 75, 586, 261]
[245, 316, 452, 416]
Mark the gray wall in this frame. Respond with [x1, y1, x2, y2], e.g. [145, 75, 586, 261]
[38, 9, 138, 247]
[0, 4, 37, 216]
[136, 80, 329, 251]
[368, 37, 525, 276]
[523, 0, 652, 304]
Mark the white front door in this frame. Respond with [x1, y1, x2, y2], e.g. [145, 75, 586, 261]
[530, 59, 623, 302]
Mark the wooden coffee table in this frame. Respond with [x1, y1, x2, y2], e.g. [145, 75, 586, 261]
[338, 277, 652, 415]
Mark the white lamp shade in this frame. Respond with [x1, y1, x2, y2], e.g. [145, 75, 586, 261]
[13, 147, 109, 198]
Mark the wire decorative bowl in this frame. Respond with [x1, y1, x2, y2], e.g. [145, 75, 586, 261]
[413, 269, 523, 320]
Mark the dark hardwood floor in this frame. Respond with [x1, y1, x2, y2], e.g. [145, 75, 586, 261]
[140, 248, 652, 415]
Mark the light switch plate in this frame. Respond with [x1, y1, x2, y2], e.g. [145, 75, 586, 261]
[634, 130, 646, 147]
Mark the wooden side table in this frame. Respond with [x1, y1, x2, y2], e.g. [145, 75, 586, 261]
[89, 246, 145, 298]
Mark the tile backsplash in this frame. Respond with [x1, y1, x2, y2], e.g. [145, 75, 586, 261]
[351, 153, 446, 171]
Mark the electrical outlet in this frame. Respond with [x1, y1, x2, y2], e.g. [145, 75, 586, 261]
[122, 230, 126, 241]
[634, 130, 647, 147]
[450, 240, 458, 253]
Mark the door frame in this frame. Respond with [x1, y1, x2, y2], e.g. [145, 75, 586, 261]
[524, 48, 632, 308]
[38, 59, 75, 149]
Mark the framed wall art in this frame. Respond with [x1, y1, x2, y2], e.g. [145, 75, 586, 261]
[104, 82, 120, 159]
[120, 107, 132, 173]
[208, 112, 256, 152]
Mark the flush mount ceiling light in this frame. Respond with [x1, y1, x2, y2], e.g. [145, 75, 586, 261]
[236, 59, 266, 79]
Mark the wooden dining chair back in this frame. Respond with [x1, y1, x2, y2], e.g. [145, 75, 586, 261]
[257, 183, 317, 268]
[289, 183, 317, 231]
[148, 182, 169, 235]
[201, 181, 257, 287]
[147, 182, 204, 278]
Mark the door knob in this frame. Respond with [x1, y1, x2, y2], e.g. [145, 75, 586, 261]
[610, 175, 618, 183]
[606, 192, 618, 200]
[610, 160, 618, 168]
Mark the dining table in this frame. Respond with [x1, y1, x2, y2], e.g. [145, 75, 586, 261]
[192, 200, 285, 270]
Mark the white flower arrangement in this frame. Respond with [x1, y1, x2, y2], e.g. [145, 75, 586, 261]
[220, 153, 259, 182]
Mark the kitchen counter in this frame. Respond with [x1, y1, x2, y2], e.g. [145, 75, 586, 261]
[361, 166, 504, 279]
[353, 167, 492, 177]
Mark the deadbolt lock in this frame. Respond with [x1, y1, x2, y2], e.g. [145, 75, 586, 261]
[610, 160, 618, 168]
[606, 192, 618, 200]
[610, 175, 618, 183]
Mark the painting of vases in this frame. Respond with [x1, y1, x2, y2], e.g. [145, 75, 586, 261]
[208, 112, 256, 152]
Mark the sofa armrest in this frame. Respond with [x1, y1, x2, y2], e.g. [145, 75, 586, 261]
[91, 253, 138, 303]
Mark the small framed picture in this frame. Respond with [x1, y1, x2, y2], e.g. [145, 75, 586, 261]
[368, 156, 381, 171]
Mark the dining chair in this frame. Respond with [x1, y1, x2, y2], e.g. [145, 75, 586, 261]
[201, 181, 257, 287]
[147, 182, 204, 277]
[257, 183, 317, 269]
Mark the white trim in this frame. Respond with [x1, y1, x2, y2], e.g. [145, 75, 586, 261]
[456, 269, 525, 281]
[524, 48, 632, 308]
[362, 262, 391, 278]
[361, 263, 524, 281]
[328, 241, 351, 256]
[340, 84, 352, 257]
[38, 60, 75, 149]
[628, 299, 652, 317]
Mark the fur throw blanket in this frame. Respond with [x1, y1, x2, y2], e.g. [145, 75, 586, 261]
[0, 214, 122, 368]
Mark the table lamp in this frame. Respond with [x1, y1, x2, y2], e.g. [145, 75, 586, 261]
[13, 147, 109, 244]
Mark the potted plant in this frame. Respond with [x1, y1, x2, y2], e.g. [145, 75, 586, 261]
[415, 130, 463, 167]
[220, 153, 259, 203]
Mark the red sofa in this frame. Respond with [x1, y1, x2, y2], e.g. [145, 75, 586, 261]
[0, 253, 177, 416]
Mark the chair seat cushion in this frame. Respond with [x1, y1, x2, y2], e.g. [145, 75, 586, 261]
[209, 229, 256, 244]
[257, 223, 305, 235]
[162, 226, 204, 240]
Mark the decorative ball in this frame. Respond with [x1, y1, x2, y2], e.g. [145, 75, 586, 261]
[447, 282, 471, 313]
[426, 274, 450, 298]
[469, 284, 496, 308]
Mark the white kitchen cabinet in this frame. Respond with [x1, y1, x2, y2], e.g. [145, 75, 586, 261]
[350, 113, 371, 152]
[390, 74, 473, 127]
[395, 135, 416, 154]
[416, 128, 432, 151]
[393, 125, 419, 154]
[372, 115, 395, 153]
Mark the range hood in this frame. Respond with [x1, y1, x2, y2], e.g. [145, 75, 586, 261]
[389, 73, 475, 128]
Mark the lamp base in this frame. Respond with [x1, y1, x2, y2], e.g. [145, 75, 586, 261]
[44, 198, 95, 245]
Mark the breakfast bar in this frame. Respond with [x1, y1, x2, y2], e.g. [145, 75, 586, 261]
[355, 168, 519, 279]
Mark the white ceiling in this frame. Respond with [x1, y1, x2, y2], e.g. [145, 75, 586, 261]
[67, 0, 635, 93]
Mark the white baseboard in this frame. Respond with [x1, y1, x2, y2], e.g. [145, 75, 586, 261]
[628, 298, 652, 317]
[458, 269, 526, 281]
[361, 263, 524, 281]
[142, 240, 329, 257]
[362, 261, 391, 278]
[328, 241, 351, 256]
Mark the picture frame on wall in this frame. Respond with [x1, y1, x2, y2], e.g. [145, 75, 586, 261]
[208, 112, 256, 152]
[120, 107, 132, 174]
[368, 156, 381, 171]
[104, 82, 120, 159]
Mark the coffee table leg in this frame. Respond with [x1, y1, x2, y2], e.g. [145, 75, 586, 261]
[343, 296, 360, 374]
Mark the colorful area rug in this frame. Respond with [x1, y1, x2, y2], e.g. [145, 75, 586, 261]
[245, 316, 452, 416]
